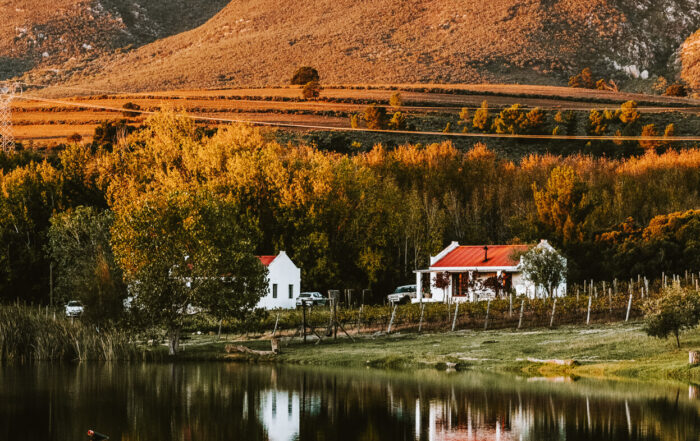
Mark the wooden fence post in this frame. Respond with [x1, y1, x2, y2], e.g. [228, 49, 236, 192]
[509, 293, 513, 318]
[483, 300, 491, 330]
[452, 302, 460, 332]
[625, 292, 633, 322]
[418, 303, 425, 333]
[549, 298, 557, 328]
[586, 295, 592, 325]
[517, 299, 525, 330]
[387, 303, 397, 334]
[272, 313, 280, 337]
[690, 351, 700, 366]
[356, 304, 363, 334]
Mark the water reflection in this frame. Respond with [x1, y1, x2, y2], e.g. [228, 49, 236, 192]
[0, 363, 699, 441]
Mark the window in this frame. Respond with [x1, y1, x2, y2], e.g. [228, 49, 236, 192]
[289, 284, 294, 299]
[272, 284, 278, 299]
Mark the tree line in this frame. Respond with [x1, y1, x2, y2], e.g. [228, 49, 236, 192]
[0, 110, 698, 314]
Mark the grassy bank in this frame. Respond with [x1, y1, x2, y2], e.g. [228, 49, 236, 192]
[172, 321, 700, 384]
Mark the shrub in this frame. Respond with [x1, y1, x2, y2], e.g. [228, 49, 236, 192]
[121, 102, 141, 118]
[389, 92, 403, 108]
[492, 104, 546, 135]
[619, 101, 640, 125]
[568, 68, 595, 89]
[291, 66, 319, 85]
[349, 113, 361, 129]
[363, 104, 388, 130]
[67, 133, 83, 143]
[665, 84, 688, 97]
[302, 81, 321, 100]
[643, 286, 700, 348]
[639, 124, 660, 150]
[388, 111, 407, 130]
[472, 100, 490, 132]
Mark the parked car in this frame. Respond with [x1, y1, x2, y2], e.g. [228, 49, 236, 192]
[296, 292, 327, 307]
[65, 300, 84, 317]
[387, 285, 417, 304]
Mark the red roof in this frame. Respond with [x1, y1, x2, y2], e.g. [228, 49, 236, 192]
[431, 245, 529, 268]
[258, 255, 277, 266]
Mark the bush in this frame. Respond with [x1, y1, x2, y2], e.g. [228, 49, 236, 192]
[67, 133, 83, 143]
[472, 100, 490, 132]
[121, 102, 141, 118]
[665, 84, 688, 97]
[302, 81, 321, 100]
[643, 286, 700, 348]
[568, 68, 595, 89]
[492, 104, 547, 135]
[389, 92, 403, 108]
[388, 112, 407, 130]
[291, 66, 319, 85]
[363, 104, 388, 130]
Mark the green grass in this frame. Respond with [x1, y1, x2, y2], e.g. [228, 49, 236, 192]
[171, 321, 700, 384]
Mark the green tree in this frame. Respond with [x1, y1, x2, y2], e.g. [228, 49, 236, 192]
[472, 101, 490, 132]
[519, 245, 566, 298]
[291, 66, 319, 85]
[643, 286, 700, 348]
[48, 207, 126, 325]
[363, 104, 388, 130]
[302, 80, 321, 100]
[111, 190, 267, 355]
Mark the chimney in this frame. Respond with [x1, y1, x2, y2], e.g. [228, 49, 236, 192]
[483, 246, 488, 262]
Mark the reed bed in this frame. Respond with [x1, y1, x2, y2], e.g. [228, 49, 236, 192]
[0, 304, 144, 362]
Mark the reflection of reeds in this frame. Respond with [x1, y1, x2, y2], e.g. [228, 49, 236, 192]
[0, 304, 139, 362]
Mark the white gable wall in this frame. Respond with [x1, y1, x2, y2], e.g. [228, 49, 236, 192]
[257, 251, 301, 310]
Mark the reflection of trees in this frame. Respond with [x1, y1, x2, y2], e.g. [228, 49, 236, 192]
[2, 364, 700, 441]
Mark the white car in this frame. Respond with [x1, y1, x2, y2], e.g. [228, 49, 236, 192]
[388, 285, 417, 304]
[65, 300, 84, 317]
[296, 292, 327, 307]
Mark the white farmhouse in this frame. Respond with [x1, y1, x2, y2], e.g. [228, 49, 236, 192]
[415, 240, 566, 302]
[256, 251, 301, 310]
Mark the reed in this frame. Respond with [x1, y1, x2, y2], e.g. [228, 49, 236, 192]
[0, 304, 141, 362]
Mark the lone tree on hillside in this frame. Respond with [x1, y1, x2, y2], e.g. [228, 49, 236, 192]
[519, 246, 566, 298]
[291, 66, 319, 85]
[643, 286, 700, 348]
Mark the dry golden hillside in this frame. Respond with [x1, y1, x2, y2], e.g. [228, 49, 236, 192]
[0, 0, 229, 80]
[4, 0, 699, 90]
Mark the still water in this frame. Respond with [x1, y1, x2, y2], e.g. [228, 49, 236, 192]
[1, 363, 699, 441]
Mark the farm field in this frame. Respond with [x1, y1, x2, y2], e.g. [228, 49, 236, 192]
[11, 84, 700, 144]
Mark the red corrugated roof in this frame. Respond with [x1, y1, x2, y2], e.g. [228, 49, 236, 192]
[258, 255, 277, 266]
[432, 245, 529, 268]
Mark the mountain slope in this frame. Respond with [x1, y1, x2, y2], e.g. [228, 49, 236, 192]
[5, 0, 700, 90]
[0, 0, 230, 80]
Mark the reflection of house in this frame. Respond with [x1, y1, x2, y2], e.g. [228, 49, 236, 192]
[415, 240, 566, 302]
[259, 389, 300, 441]
[257, 251, 301, 310]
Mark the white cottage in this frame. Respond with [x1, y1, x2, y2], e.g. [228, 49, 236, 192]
[415, 240, 566, 302]
[256, 251, 301, 310]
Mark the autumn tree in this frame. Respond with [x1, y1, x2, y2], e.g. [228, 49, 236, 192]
[302, 80, 321, 100]
[552, 111, 576, 136]
[568, 68, 595, 89]
[532, 166, 592, 243]
[389, 92, 403, 108]
[492, 104, 546, 135]
[472, 100, 490, 132]
[639, 124, 660, 150]
[665, 84, 688, 97]
[388, 111, 407, 130]
[363, 104, 388, 130]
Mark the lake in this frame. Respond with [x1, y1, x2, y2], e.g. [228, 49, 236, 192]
[1, 363, 699, 441]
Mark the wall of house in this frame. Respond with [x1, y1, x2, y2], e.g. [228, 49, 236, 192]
[256, 252, 301, 310]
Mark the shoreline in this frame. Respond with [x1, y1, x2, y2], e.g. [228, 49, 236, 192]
[170, 321, 700, 385]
